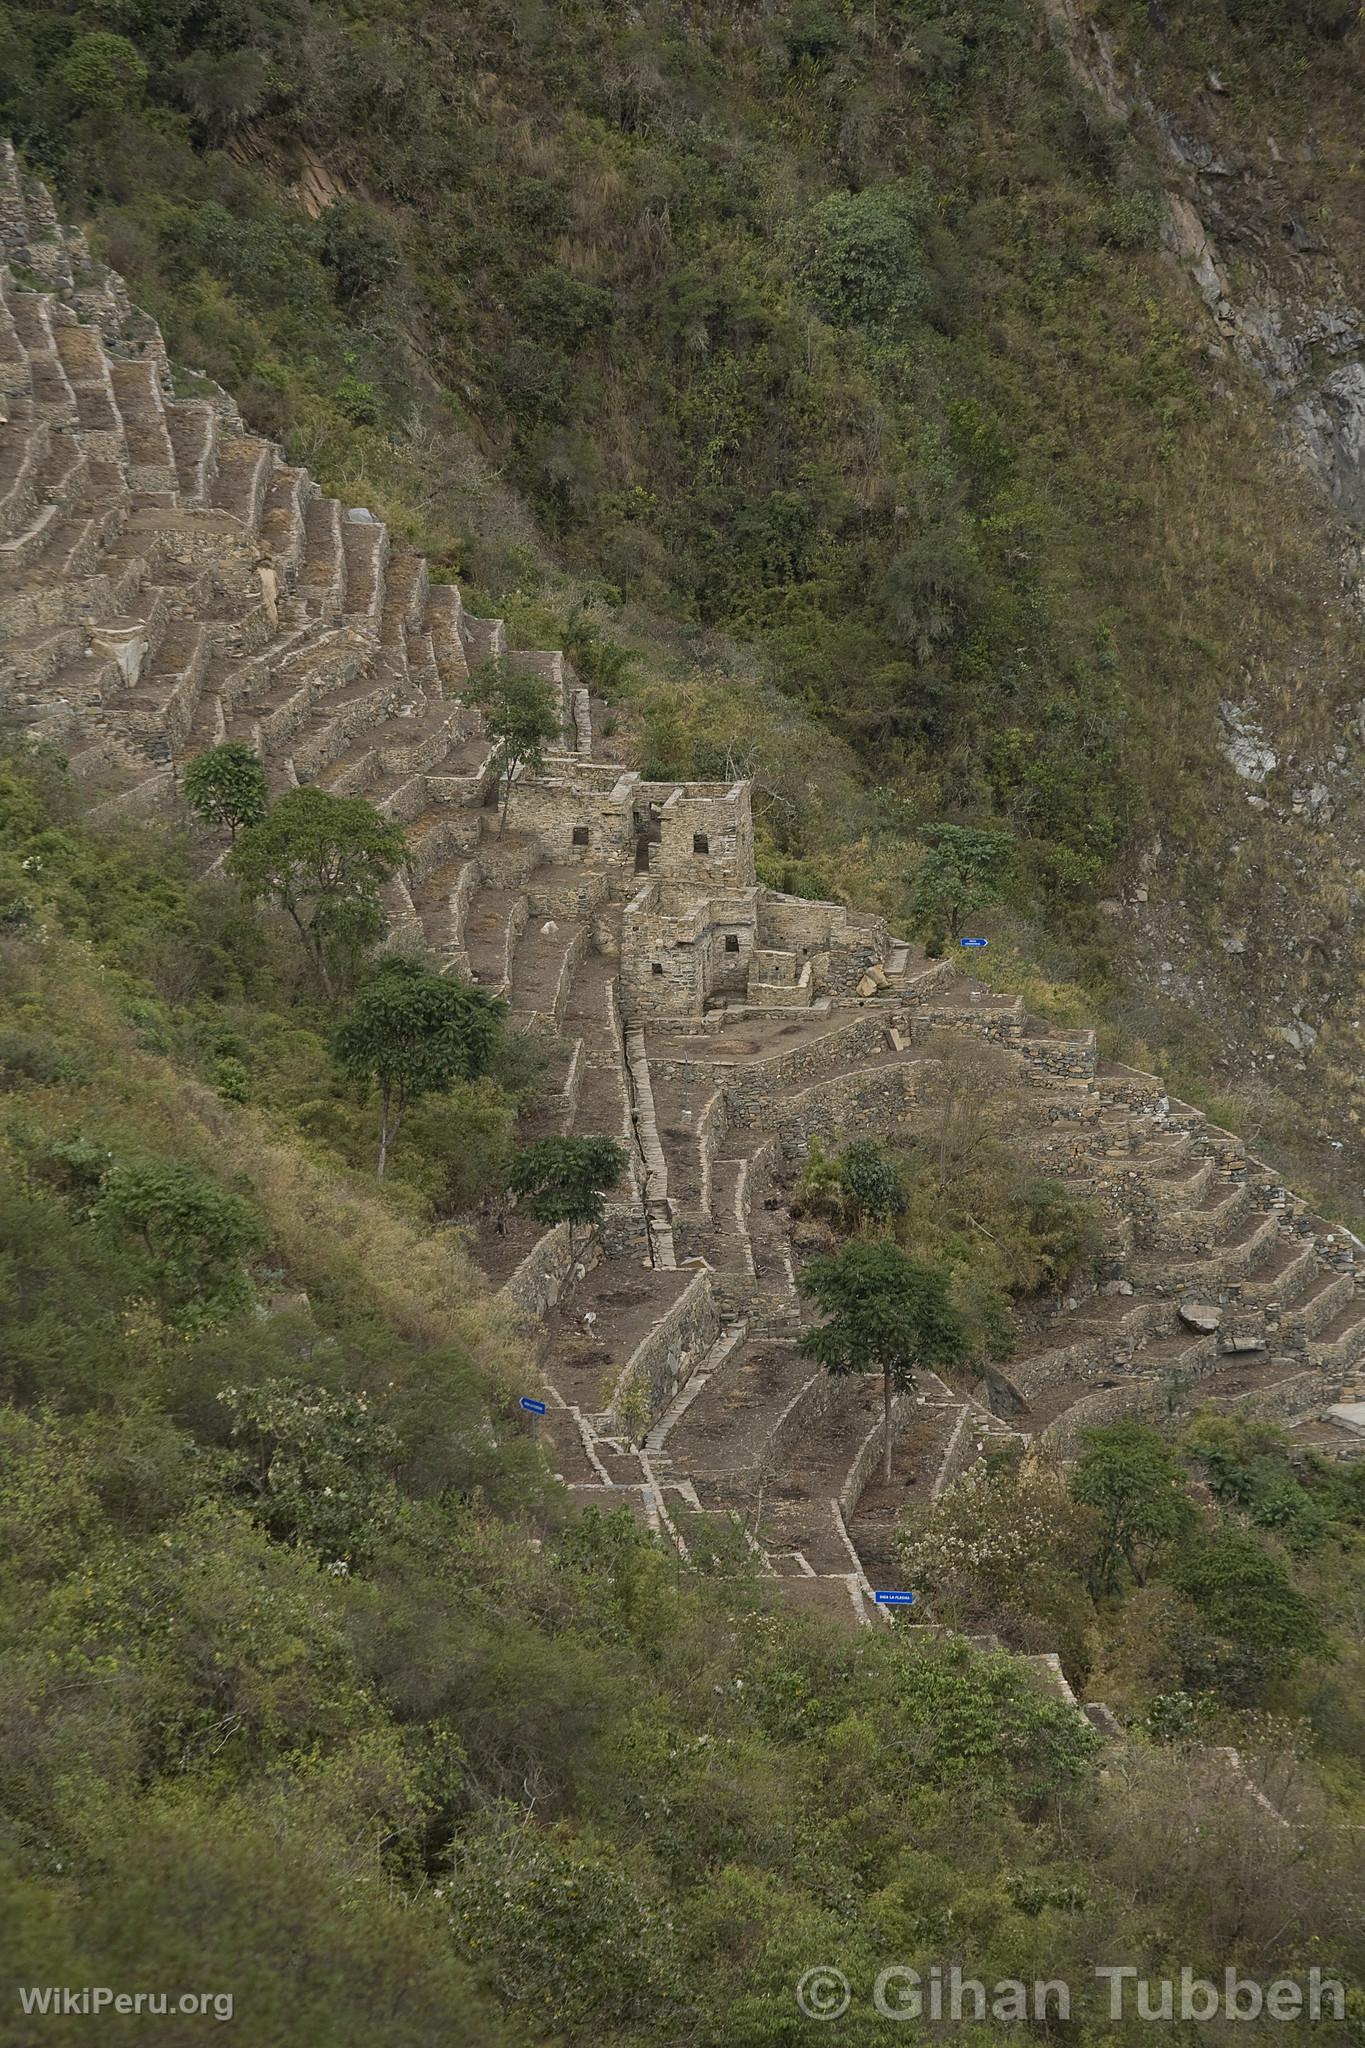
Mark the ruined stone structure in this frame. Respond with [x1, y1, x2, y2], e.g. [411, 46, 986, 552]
[4, 143, 1364, 1655]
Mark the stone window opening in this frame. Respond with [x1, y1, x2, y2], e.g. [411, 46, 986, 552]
[724, 933, 740, 952]
[693, 832, 709, 855]
[651, 962, 665, 977]
[572, 824, 590, 847]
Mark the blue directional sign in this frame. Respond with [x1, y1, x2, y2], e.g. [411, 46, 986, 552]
[960, 937, 989, 949]
[873, 1590, 916, 1606]
[519, 1396, 548, 1416]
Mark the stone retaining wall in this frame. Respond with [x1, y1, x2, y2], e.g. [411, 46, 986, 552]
[652, 1012, 898, 1119]
[772, 1057, 928, 1159]
[497, 1221, 577, 1320]
[602, 1268, 721, 1427]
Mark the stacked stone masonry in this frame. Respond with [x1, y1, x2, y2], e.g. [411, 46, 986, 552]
[5, 143, 1364, 1643]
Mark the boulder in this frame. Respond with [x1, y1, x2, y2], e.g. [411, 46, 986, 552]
[1179, 1301, 1222, 1333]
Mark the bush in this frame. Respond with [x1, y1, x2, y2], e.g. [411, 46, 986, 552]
[1099, 189, 1166, 251]
[783, 181, 933, 326]
[319, 201, 404, 308]
[94, 1158, 265, 1326]
[1171, 1527, 1330, 1701]
[58, 31, 148, 113]
[514, 267, 612, 351]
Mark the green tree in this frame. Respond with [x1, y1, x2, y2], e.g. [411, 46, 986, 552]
[229, 787, 405, 997]
[168, 48, 270, 142]
[318, 200, 403, 309]
[509, 1135, 628, 1255]
[465, 660, 562, 831]
[799, 1240, 972, 1483]
[1006, 1176, 1103, 1293]
[94, 1159, 264, 1326]
[839, 1139, 906, 1233]
[219, 1378, 400, 1566]
[183, 742, 268, 843]
[908, 823, 1015, 953]
[58, 30, 148, 113]
[1070, 1421, 1195, 1592]
[783, 181, 931, 327]
[336, 957, 505, 1177]
[897, 1457, 1099, 1672]
[513, 266, 612, 349]
[1172, 1527, 1329, 1701]
[792, 1138, 905, 1236]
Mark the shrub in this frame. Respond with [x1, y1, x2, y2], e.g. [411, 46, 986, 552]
[58, 31, 147, 114]
[94, 1158, 265, 1326]
[319, 201, 403, 309]
[1171, 1527, 1330, 1701]
[1099, 189, 1166, 251]
[219, 1378, 400, 1566]
[513, 266, 612, 351]
[783, 182, 933, 327]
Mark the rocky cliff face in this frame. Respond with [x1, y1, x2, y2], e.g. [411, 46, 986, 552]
[1043, 0, 1365, 1199]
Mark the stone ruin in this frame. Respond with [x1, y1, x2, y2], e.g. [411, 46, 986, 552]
[3, 141, 1364, 1666]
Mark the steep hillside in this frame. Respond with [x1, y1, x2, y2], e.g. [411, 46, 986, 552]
[3, 122, 1365, 2048]
[4, 0, 1365, 1215]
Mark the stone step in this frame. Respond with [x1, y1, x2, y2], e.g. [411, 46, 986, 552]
[210, 434, 273, 532]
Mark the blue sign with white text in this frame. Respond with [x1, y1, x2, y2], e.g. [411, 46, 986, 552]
[873, 1590, 916, 1606]
[519, 1396, 548, 1416]
[960, 937, 988, 949]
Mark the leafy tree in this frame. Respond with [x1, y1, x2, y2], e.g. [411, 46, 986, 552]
[1171, 1527, 1330, 1701]
[799, 1240, 972, 1482]
[58, 30, 147, 113]
[839, 1139, 906, 1232]
[183, 742, 268, 842]
[219, 1377, 400, 1566]
[229, 787, 405, 996]
[450, 1815, 686, 2037]
[792, 1137, 904, 1234]
[1006, 1176, 1103, 1293]
[514, 266, 613, 350]
[318, 200, 403, 309]
[1070, 1421, 1195, 1591]
[908, 823, 1015, 953]
[509, 1135, 628, 1255]
[336, 957, 505, 1177]
[465, 659, 563, 831]
[94, 1159, 264, 1326]
[897, 1458, 1099, 1673]
[783, 181, 932, 327]
[1181, 1412, 1334, 1553]
[168, 48, 270, 142]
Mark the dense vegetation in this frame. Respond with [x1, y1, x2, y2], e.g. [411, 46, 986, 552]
[901, 1414, 1365, 1757]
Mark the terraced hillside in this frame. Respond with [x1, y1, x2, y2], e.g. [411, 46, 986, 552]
[4, 140, 1363, 1666]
